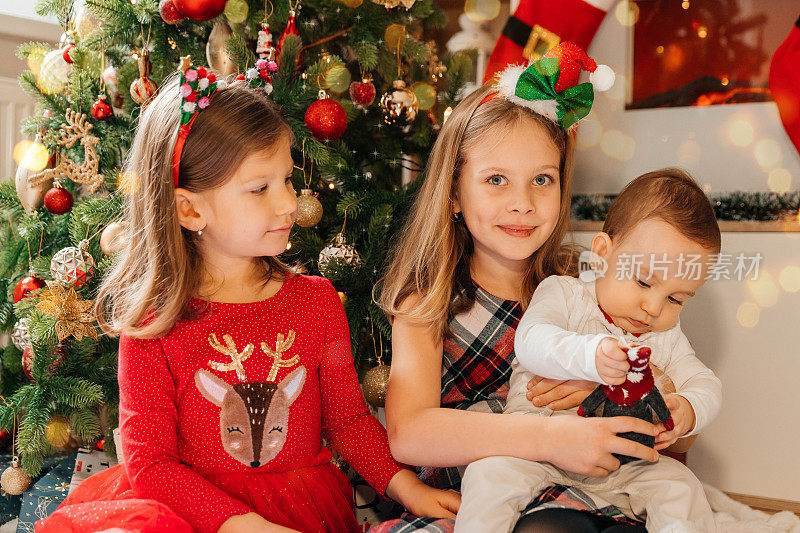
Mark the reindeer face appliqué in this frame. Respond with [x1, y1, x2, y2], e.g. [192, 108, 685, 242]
[195, 331, 305, 467]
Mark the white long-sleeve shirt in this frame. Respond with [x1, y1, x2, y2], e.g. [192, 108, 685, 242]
[511, 275, 722, 437]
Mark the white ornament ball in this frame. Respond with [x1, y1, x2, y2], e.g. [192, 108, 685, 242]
[74, 7, 103, 40]
[11, 318, 31, 351]
[39, 49, 72, 95]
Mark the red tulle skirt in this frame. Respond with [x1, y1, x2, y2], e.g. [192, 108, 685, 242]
[36, 462, 359, 533]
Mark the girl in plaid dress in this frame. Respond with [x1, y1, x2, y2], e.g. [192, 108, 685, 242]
[374, 46, 660, 532]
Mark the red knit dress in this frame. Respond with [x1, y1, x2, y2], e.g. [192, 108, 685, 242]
[37, 275, 403, 533]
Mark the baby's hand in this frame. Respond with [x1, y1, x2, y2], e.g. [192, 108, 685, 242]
[655, 394, 696, 450]
[595, 337, 629, 385]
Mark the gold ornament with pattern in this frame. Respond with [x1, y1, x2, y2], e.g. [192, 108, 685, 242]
[36, 281, 97, 342]
[1, 459, 31, 495]
[29, 109, 104, 193]
[296, 189, 323, 227]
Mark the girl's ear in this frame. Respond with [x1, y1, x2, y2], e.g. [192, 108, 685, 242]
[452, 193, 461, 217]
[590, 232, 613, 257]
[174, 188, 207, 232]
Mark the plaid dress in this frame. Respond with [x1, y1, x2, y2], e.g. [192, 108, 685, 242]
[370, 284, 639, 532]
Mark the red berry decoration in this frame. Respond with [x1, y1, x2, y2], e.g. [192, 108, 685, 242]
[91, 95, 113, 121]
[96, 438, 105, 451]
[159, 0, 185, 24]
[173, 0, 226, 21]
[22, 343, 65, 382]
[304, 92, 348, 142]
[44, 186, 73, 215]
[62, 43, 76, 64]
[349, 79, 377, 107]
[13, 275, 46, 303]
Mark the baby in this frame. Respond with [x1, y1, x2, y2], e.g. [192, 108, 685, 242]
[456, 168, 722, 533]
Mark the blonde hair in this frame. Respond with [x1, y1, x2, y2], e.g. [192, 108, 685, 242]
[377, 84, 579, 338]
[96, 77, 295, 339]
[603, 168, 721, 253]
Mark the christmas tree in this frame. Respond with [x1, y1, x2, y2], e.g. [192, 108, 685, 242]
[1, 0, 470, 478]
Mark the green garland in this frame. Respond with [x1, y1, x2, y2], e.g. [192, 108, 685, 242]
[571, 191, 800, 222]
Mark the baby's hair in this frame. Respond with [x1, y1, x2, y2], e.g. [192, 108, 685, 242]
[96, 76, 296, 339]
[377, 83, 579, 338]
[603, 168, 721, 253]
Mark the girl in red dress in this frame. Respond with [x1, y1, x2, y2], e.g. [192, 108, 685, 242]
[37, 63, 459, 533]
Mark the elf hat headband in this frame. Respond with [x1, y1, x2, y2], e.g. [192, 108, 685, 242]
[479, 42, 614, 131]
[171, 56, 278, 187]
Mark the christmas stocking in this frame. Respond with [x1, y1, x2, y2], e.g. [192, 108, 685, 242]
[769, 14, 800, 160]
[484, 0, 614, 83]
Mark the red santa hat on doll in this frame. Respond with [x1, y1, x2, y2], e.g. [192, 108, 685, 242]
[485, 41, 614, 130]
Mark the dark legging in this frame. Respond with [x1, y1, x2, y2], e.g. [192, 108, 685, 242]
[512, 508, 648, 533]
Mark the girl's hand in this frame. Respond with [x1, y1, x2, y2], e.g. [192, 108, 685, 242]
[217, 512, 301, 533]
[386, 469, 461, 519]
[654, 394, 696, 450]
[542, 415, 659, 477]
[526, 376, 595, 410]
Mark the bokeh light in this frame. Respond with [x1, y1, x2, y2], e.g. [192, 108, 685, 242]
[411, 82, 437, 111]
[576, 118, 603, 149]
[736, 302, 760, 328]
[465, 0, 501, 21]
[747, 272, 779, 308]
[614, 1, 639, 26]
[384, 24, 406, 52]
[14, 140, 49, 172]
[754, 139, 782, 168]
[600, 130, 635, 161]
[727, 119, 754, 147]
[767, 168, 791, 194]
[677, 140, 701, 166]
[779, 266, 800, 293]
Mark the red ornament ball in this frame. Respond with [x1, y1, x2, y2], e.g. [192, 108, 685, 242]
[44, 186, 73, 215]
[304, 98, 348, 142]
[173, 0, 226, 21]
[22, 344, 64, 382]
[13, 275, 46, 303]
[91, 95, 113, 121]
[159, 0, 185, 24]
[0, 429, 10, 449]
[349, 80, 376, 107]
[62, 43, 76, 64]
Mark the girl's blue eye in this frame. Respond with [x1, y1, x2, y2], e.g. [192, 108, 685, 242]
[488, 174, 507, 186]
[637, 279, 650, 288]
[534, 175, 553, 186]
[253, 184, 268, 194]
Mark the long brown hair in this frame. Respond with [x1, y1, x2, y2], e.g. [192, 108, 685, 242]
[96, 78, 295, 339]
[377, 84, 579, 338]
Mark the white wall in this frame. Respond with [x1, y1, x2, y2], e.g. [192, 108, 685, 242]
[569, 229, 800, 502]
[574, 4, 800, 194]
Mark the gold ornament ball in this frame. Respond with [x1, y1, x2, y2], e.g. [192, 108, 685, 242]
[1, 460, 31, 495]
[363, 364, 391, 407]
[47, 414, 71, 448]
[296, 189, 323, 227]
[100, 221, 128, 256]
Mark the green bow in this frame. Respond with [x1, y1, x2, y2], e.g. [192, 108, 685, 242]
[514, 57, 594, 130]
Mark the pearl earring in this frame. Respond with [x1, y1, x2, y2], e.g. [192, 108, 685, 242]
[197, 228, 204, 236]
